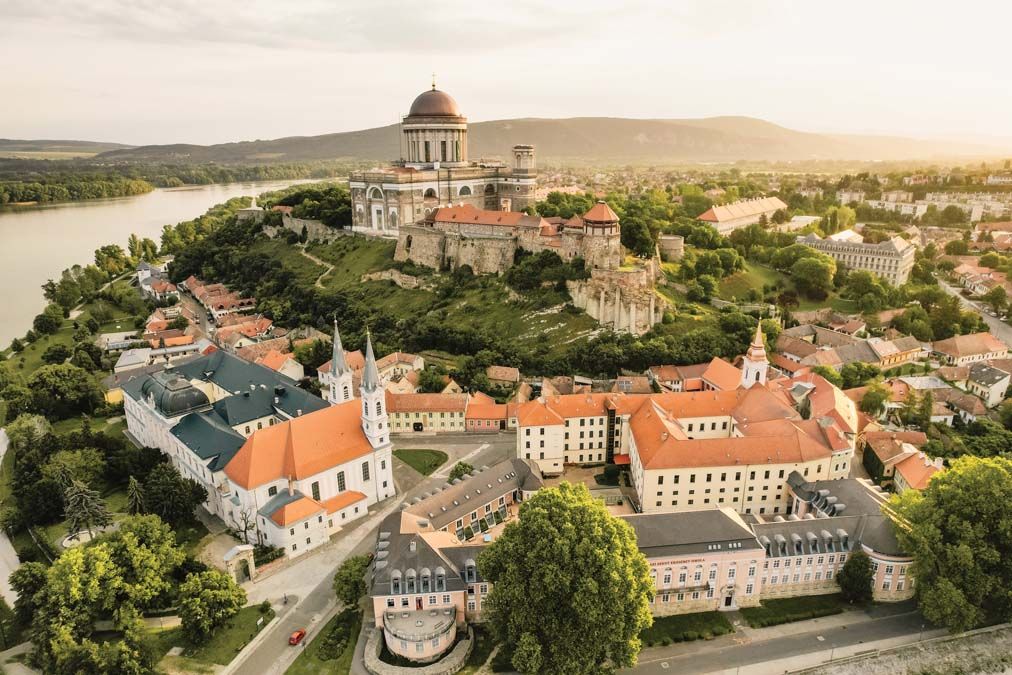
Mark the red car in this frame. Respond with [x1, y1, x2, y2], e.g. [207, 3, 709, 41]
[289, 629, 307, 646]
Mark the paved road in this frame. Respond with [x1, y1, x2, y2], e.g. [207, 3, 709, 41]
[231, 434, 513, 675]
[628, 611, 931, 675]
[938, 279, 1012, 347]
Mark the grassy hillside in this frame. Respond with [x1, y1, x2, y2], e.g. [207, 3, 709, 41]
[92, 116, 1000, 165]
[0, 138, 133, 159]
[301, 236, 599, 356]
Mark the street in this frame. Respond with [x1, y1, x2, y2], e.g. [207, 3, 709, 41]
[628, 611, 933, 675]
[938, 279, 1012, 348]
[230, 433, 514, 675]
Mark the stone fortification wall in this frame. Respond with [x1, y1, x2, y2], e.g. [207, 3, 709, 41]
[658, 234, 685, 261]
[442, 233, 517, 275]
[280, 214, 349, 243]
[363, 627, 474, 675]
[395, 225, 446, 269]
[395, 225, 517, 275]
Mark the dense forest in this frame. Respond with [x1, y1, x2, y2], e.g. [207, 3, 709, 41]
[0, 159, 356, 205]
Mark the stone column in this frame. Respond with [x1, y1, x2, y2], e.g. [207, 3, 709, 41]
[614, 292, 623, 329]
[598, 289, 606, 322]
[630, 302, 638, 335]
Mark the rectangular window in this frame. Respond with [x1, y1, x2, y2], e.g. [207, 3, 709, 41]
[268, 485, 278, 497]
[311, 481, 320, 501]
[362, 462, 370, 481]
[337, 471, 346, 492]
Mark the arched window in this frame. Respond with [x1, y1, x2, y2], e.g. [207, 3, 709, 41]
[368, 187, 383, 200]
[342, 385, 350, 400]
[364, 401, 370, 416]
[389, 211, 398, 228]
[459, 186, 472, 197]
[377, 401, 383, 415]
[755, 370, 760, 381]
[405, 234, 413, 252]
[484, 184, 495, 195]
[424, 188, 437, 199]
[391, 570, 402, 594]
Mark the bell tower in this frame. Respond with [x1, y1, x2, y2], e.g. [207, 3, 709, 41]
[740, 323, 769, 389]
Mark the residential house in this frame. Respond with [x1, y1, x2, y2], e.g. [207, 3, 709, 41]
[893, 453, 944, 494]
[932, 332, 1008, 366]
[966, 363, 1010, 408]
[697, 197, 788, 234]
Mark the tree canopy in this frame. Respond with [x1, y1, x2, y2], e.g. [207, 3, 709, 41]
[890, 456, 1012, 632]
[478, 482, 654, 675]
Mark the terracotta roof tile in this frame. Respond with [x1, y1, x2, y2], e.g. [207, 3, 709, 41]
[270, 495, 324, 526]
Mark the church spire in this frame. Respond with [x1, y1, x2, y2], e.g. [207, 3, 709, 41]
[740, 322, 769, 389]
[331, 318, 349, 376]
[361, 330, 380, 393]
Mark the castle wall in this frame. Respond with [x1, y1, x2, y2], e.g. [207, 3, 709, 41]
[281, 215, 350, 243]
[443, 234, 517, 275]
[395, 225, 446, 269]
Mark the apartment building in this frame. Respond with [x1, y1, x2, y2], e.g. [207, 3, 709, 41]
[796, 231, 916, 285]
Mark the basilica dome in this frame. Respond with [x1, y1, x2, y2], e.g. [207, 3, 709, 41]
[408, 88, 462, 117]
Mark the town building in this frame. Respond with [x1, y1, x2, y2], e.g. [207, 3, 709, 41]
[861, 430, 928, 484]
[932, 332, 1008, 366]
[386, 393, 469, 433]
[836, 190, 865, 204]
[122, 343, 395, 558]
[795, 231, 916, 285]
[366, 454, 911, 664]
[966, 363, 1011, 408]
[348, 84, 537, 237]
[696, 197, 788, 234]
[892, 452, 943, 494]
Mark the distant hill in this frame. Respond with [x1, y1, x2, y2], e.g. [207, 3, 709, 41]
[0, 138, 134, 159]
[86, 116, 1006, 165]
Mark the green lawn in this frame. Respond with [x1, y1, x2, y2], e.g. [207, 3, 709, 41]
[155, 605, 275, 668]
[739, 593, 846, 628]
[394, 449, 449, 476]
[308, 237, 398, 290]
[640, 611, 734, 645]
[286, 609, 362, 675]
[718, 262, 788, 301]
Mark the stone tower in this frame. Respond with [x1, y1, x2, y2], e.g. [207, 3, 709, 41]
[740, 323, 769, 389]
[329, 319, 354, 404]
[580, 201, 623, 270]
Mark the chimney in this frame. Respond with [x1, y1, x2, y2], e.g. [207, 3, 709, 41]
[287, 477, 294, 496]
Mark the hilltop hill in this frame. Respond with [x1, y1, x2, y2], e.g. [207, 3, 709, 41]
[0, 138, 134, 158]
[93, 116, 997, 165]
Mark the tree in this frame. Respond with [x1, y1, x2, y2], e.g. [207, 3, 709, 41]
[982, 286, 1007, 314]
[449, 461, 475, 482]
[478, 483, 653, 675]
[143, 463, 207, 524]
[168, 315, 189, 331]
[43, 448, 106, 488]
[811, 366, 843, 389]
[791, 256, 836, 298]
[178, 570, 247, 644]
[944, 239, 969, 256]
[332, 555, 370, 607]
[417, 366, 448, 393]
[860, 384, 890, 416]
[32, 312, 61, 335]
[840, 362, 881, 390]
[126, 476, 146, 515]
[26, 363, 102, 419]
[836, 550, 874, 604]
[41, 343, 72, 364]
[9, 561, 48, 624]
[890, 456, 1012, 632]
[64, 479, 113, 538]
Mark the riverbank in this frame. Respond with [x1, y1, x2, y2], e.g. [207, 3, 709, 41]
[0, 179, 321, 346]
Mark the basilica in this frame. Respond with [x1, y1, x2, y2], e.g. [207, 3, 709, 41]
[348, 84, 537, 236]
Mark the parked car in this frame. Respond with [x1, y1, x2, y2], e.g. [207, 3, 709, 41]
[289, 629, 307, 646]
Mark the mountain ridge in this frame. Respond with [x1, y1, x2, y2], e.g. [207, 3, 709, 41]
[63, 116, 1012, 164]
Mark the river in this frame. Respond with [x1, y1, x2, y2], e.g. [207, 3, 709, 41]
[0, 180, 313, 346]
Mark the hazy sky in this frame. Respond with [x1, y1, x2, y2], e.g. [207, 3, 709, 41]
[3, 0, 1012, 146]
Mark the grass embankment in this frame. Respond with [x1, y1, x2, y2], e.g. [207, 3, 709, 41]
[286, 608, 362, 675]
[394, 449, 449, 476]
[717, 261, 859, 314]
[640, 611, 734, 645]
[287, 237, 600, 359]
[152, 605, 275, 670]
[739, 593, 846, 628]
